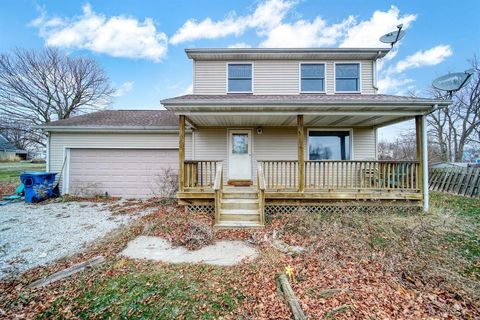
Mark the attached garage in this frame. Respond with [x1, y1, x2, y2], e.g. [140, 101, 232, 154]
[42, 110, 192, 198]
[68, 148, 178, 198]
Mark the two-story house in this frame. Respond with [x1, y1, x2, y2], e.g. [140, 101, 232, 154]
[43, 48, 450, 228]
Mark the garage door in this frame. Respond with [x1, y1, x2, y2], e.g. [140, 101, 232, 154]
[68, 149, 178, 198]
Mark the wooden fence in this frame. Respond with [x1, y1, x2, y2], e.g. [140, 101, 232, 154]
[429, 167, 480, 198]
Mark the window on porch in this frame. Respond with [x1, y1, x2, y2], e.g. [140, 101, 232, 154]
[308, 130, 351, 160]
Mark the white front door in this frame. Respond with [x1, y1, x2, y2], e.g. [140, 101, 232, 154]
[228, 129, 252, 180]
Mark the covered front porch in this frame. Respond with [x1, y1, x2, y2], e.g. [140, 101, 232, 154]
[160, 94, 449, 226]
[176, 113, 428, 227]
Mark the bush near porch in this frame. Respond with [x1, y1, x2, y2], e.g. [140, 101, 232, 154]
[0, 193, 479, 319]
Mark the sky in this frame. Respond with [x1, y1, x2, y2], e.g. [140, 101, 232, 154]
[0, 0, 479, 141]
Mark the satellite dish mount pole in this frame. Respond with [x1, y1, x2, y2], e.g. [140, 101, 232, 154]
[392, 24, 403, 47]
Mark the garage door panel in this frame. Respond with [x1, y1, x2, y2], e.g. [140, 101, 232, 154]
[68, 149, 178, 198]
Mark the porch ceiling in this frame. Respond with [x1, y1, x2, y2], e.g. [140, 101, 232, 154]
[164, 94, 451, 128]
[185, 113, 414, 128]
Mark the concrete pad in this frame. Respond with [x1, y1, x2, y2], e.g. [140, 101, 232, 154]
[120, 236, 258, 266]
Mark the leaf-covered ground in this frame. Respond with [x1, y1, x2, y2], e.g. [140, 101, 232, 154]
[1, 193, 479, 319]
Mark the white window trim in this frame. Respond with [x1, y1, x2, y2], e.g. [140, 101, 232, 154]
[306, 128, 354, 161]
[334, 62, 362, 94]
[226, 62, 254, 94]
[298, 62, 326, 94]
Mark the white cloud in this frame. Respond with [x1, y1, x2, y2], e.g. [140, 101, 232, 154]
[183, 84, 193, 95]
[391, 45, 452, 73]
[170, 2, 418, 50]
[228, 42, 252, 48]
[113, 81, 134, 97]
[377, 76, 414, 95]
[260, 16, 355, 47]
[32, 4, 168, 62]
[340, 6, 416, 48]
[170, 0, 296, 44]
[378, 45, 452, 94]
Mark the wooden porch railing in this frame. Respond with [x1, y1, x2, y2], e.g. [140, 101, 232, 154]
[184, 160, 221, 189]
[258, 160, 420, 192]
[259, 160, 299, 190]
[305, 160, 420, 191]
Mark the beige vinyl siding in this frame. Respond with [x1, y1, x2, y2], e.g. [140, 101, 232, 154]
[360, 60, 375, 94]
[49, 132, 192, 192]
[193, 61, 226, 94]
[193, 59, 376, 95]
[325, 62, 335, 94]
[352, 127, 376, 160]
[192, 128, 228, 182]
[254, 61, 299, 94]
[192, 126, 376, 182]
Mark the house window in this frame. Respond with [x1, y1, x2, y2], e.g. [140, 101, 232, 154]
[335, 63, 360, 92]
[228, 64, 252, 92]
[300, 64, 325, 92]
[308, 130, 350, 160]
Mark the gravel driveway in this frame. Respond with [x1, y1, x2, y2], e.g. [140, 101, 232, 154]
[0, 201, 141, 279]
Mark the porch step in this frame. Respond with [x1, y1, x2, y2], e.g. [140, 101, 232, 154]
[222, 192, 258, 199]
[215, 220, 264, 229]
[220, 208, 261, 222]
[221, 198, 259, 210]
[217, 187, 263, 228]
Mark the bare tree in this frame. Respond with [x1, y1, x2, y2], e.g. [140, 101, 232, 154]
[428, 56, 480, 162]
[0, 47, 114, 147]
[378, 130, 443, 163]
[378, 131, 417, 160]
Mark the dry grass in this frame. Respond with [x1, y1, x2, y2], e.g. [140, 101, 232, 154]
[1, 194, 479, 319]
[0, 154, 21, 162]
[279, 200, 480, 304]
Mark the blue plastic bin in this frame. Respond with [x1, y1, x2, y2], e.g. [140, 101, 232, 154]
[20, 172, 57, 203]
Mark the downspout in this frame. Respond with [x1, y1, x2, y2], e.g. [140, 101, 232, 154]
[421, 114, 429, 212]
[46, 132, 50, 172]
[421, 103, 443, 212]
[372, 51, 382, 92]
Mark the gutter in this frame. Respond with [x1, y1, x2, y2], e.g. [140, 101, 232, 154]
[162, 100, 451, 107]
[37, 126, 184, 133]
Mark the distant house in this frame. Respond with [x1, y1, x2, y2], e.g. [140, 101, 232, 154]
[0, 134, 27, 160]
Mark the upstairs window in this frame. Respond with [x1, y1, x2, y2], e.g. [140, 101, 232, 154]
[228, 63, 252, 93]
[335, 63, 360, 92]
[308, 130, 350, 160]
[300, 64, 325, 92]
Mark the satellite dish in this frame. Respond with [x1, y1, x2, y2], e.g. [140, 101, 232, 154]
[379, 24, 405, 47]
[432, 69, 474, 96]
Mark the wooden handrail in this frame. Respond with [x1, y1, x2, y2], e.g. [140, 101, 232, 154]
[258, 163, 266, 191]
[213, 162, 223, 191]
[213, 162, 223, 224]
[257, 163, 266, 226]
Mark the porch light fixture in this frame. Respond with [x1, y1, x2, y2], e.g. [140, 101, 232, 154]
[256, 127, 263, 135]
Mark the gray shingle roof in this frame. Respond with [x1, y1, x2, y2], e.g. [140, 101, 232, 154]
[161, 94, 450, 106]
[42, 110, 178, 129]
[0, 134, 19, 151]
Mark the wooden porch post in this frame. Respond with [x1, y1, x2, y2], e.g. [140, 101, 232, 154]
[297, 115, 305, 192]
[415, 115, 428, 212]
[179, 115, 185, 192]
